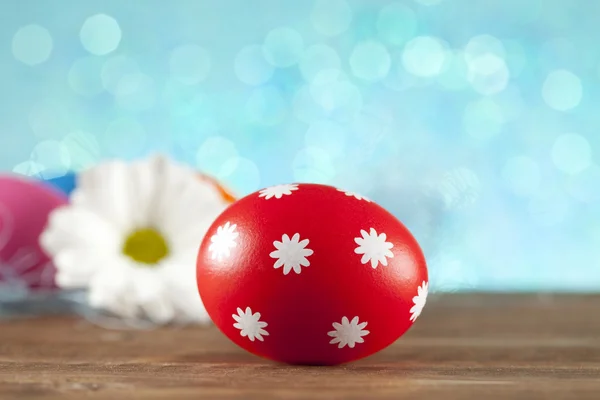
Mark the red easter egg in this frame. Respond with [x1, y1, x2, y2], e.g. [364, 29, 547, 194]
[196, 183, 428, 365]
[0, 174, 68, 291]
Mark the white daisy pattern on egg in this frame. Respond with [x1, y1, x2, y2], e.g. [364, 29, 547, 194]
[208, 222, 239, 261]
[328, 316, 370, 349]
[354, 228, 394, 269]
[270, 233, 314, 275]
[337, 188, 371, 202]
[232, 307, 269, 342]
[410, 281, 428, 322]
[259, 184, 299, 200]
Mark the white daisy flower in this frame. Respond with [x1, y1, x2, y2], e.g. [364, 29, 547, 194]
[410, 281, 428, 322]
[327, 316, 370, 349]
[258, 184, 298, 200]
[354, 228, 394, 269]
[232, 306, 269, 342]
[337, 188, 371, 202]
[208, 222, 238, 261]
[270, 233, 314, 275]
[40, 155, 231, 325]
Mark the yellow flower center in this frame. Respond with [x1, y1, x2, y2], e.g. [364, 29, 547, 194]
[122, 228, 169, 265]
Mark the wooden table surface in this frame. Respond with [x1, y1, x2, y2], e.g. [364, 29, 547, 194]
[1, 294, 599, 399]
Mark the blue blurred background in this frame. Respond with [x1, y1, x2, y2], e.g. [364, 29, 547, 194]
[1, 0, 598, 292]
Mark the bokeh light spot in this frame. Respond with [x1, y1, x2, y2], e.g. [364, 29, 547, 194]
[311, 0, 352, 36]
[68, 56, 105, 96]
[103, 118, 147, 158]
[383, 62, 419, 91]
[551, 133, 592, 174]
[503, 39, 527, 77]
[293, 147, 336, 184]
[299, 44, 341, 82]
[12, 161, 45, 177]
[12, 24, 53, 65]
[80, 14, 121, 56]
[310, 70, 362, 121]
[218, 157, 261, 195]
[349, 40, 391, 82]
[305, 120, 347, 159]
[466, 53, 510, 95]
[196, 136, 239, 177]
[502, 156, 541, 197]
[402, 36, 449, 77]
[292, 85, 321, 123]
[30, 140, 71, 178]
[101, 55, 140, 95]
[169, 44, 211, 85]
[566, 164, 600, 203]
[114, 74, 157, 111]
[62, 131, 101, 171]
[463, 98, 504, 139]
[376, 2, 417, 46]
[245, 85, 287, 126]
[263, 27, 304, 68]
[234, 45, 274, 85]
[464, 34, 506, 64]
[542, 70, 582, 111]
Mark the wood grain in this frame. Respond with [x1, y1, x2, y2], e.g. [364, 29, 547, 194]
[1, 294, 599, 399]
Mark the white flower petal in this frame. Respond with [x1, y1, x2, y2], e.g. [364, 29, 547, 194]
[53, 249, 109, 288]
[40, 155, 229, 325]
[87, 263, 138, 319]
[354, 228, 394, 269]
[74, 160, 139, 231]
[299, 257, 310, 267]
[271, 233, 313, 275]
[40, 207, 121, 257]
[258, 328, 269, 336]
[329, 316, 370, 349]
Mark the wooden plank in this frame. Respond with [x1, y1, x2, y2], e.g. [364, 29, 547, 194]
[1, 294, 599, 399]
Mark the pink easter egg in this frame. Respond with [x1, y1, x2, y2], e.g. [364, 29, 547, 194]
[0, 174, 68, 291]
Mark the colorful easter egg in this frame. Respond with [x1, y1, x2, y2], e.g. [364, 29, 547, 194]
[0, 175, 68, 292]
[197, 183, 428, 365]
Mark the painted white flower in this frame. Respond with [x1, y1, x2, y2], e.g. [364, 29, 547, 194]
[410, 281, 428, 322]
[354, 228, 394, 269]
[208, 222, 238, 261]
[337, 188, 371, 202]
[328, 316, 370, 349]
[232, 306, 269, 342]
[40, 155, 231, 325]
[270, 233, 314, 275]
[259, 184, 298, 200]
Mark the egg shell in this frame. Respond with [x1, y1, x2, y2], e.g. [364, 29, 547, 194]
[0, 175, 68, 290]
[197, 183, 428, 365]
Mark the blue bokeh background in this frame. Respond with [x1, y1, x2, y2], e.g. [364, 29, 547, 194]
[1, 0, 598, 292]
